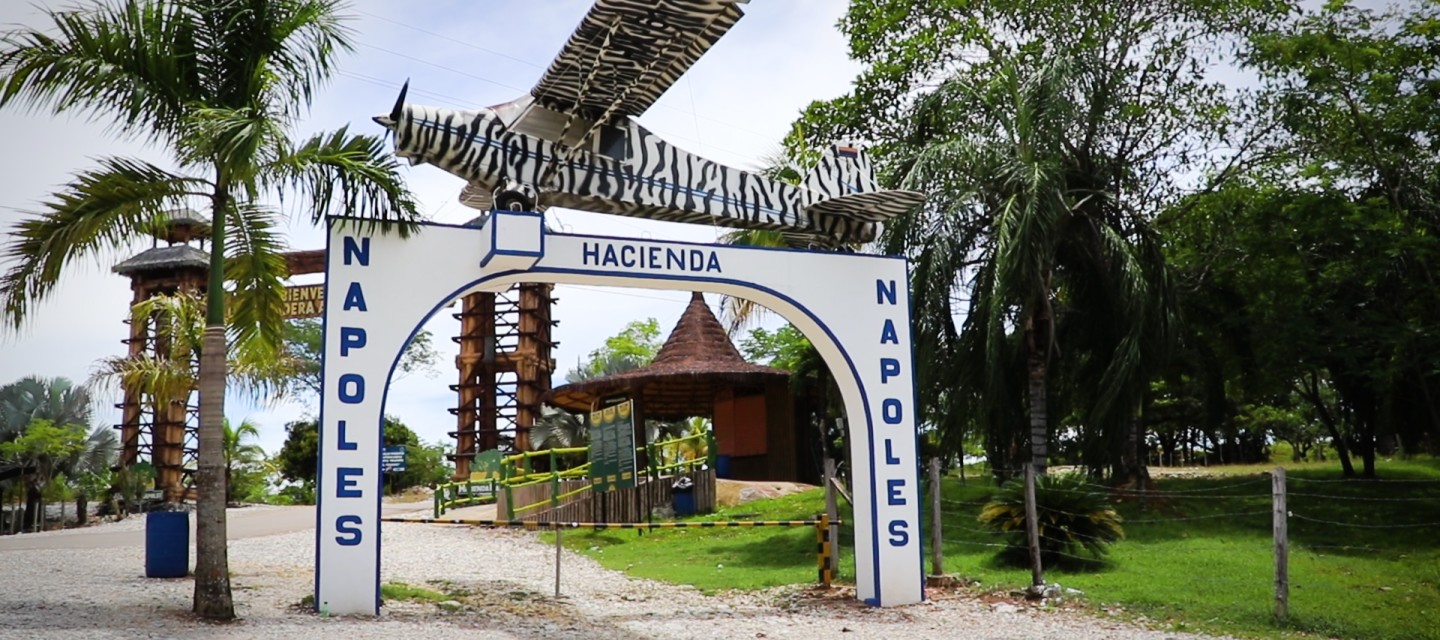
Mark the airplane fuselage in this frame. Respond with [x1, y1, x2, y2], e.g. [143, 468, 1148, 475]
[388, 104, 879, 244]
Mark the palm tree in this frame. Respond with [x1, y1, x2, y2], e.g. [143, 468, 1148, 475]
[222, 417, 265, 503]
[534, 407, 586, 450]
[890, 58, 1172, 479]
[0, 377, 94, 441]
[60, 425, 118, 526]
[0, 0, 420, 618]
[0, 376, 96, 530]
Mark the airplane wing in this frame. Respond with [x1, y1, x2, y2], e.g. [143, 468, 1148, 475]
[530, 0, 749, 124]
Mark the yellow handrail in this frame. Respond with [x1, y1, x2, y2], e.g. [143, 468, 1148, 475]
[474, 431, 714, 519]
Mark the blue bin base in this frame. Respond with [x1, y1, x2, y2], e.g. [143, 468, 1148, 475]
[145, 511, 189, 578]
[673, 491, 696, 516]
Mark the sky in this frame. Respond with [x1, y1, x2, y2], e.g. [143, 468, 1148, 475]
[0, 0, 863, 455]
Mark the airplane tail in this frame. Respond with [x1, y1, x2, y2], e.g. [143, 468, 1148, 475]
[802, 142, 878, 198]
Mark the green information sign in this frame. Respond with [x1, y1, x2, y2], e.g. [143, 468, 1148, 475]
[469, 449, 503, 496]
[588, 400, 637, 493]
[471, 449, 502, 481]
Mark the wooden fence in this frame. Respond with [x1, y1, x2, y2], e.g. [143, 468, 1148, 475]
[498, 468, 716, 523]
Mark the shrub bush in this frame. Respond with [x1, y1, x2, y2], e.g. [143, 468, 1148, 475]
[977, 473, 1124, 563]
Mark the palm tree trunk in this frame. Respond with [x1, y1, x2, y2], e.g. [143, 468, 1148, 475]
[193, 325, 234, 618]
[194, 181, 234, 619]
[1025, 317, 1049, 475]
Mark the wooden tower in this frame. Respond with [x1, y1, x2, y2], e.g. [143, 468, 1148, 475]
[449, 283, 557, 478]
[112, 211, 211, 502]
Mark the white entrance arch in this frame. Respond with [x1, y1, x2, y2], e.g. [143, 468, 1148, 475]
[314, 212, 924, 614]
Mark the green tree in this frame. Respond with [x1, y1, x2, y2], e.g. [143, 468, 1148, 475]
[534, 406, 586, 450]
[791, 0, 1292, 479]
[0, 0, 420, 617]
[275, 418, 321, 486]
[0, 376, 96, 529]
[0, 376, 94, 442]
[1240, 0, 1440, 469]
[1156, 0, 1440, 476]
[564, 318, 662, 382]
[276, 415, 447, 492]
[0, 419, 88, 531]
[282, 318, 437, 399]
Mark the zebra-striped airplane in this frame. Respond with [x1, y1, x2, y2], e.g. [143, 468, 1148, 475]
[372, 0, 925, 246]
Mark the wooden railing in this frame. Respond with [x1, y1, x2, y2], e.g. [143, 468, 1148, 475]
[433, 430, 719, 520]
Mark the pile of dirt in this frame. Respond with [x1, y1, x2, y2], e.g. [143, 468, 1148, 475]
[714, 479, 819, 507]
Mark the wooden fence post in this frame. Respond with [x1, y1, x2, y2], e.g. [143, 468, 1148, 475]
[929, 458, 944, 577]
[823, 458, 840, 578]
[1273, 466, 1288, 621]
[1024, 462, 1044, 590]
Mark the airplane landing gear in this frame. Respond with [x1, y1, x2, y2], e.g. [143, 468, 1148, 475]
[493, 181, 538, 212]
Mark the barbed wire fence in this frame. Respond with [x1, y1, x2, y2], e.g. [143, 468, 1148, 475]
[923, 460, 1440, 626]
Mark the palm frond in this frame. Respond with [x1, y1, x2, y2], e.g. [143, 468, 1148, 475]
[180, 106, 288, 181]
[262, 126, 420, 234]
[716, 227, 789, 334]
[254, 0, 353, 119]
[128, 291, 208, 355]
[224, 204, 289, 358]
[90, 353, 196, 405]
[0, 157, 209, 329]
[71, 425, 118, 475]
[0, 0, 198, 143]
[0, 376, 94, 439]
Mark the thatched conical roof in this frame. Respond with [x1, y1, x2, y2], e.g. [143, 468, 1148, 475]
[543, 292, 788, 419]
[112, 245, 210, 276]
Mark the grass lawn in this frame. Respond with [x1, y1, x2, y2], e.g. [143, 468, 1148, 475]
[557, 457, 1440, 640]
[934, 457, 1440, 640]
[551, 489, 853, 593]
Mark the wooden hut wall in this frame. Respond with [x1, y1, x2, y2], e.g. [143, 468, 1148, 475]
[765, 380, 798, 481]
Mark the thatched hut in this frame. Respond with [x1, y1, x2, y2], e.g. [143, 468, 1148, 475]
[543, 292, 806, 482]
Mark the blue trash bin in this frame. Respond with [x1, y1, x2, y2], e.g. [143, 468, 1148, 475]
[145, 511, 189, 578]
[672, 477, 696, 516]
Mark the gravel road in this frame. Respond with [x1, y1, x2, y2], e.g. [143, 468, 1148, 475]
[0, 507, 1230, 639]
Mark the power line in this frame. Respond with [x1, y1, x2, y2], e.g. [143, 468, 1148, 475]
[356, 41, 529, 94]
[338, 70, 473, 110]
[355, 9, 544, 71]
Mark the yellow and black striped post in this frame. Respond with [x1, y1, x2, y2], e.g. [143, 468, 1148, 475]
[823, 513, 835, 588]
